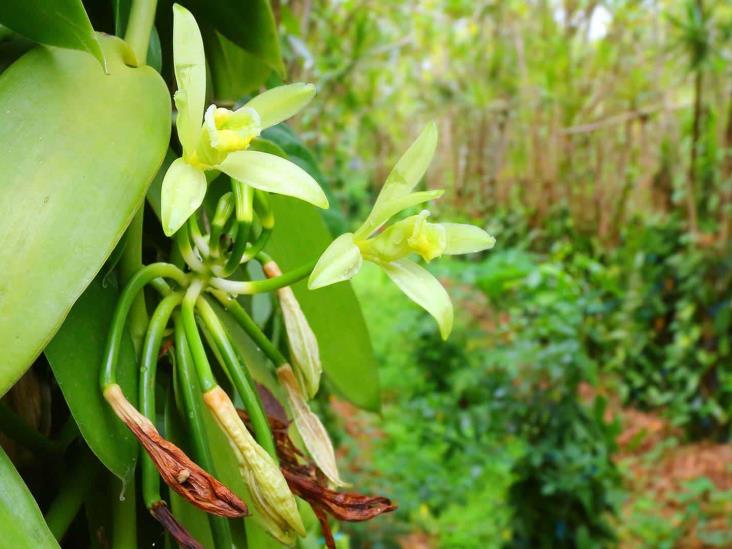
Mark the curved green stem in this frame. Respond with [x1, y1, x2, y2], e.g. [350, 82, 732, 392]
[140, 293, 183, 508]
[124, 0, 158, 66]
[195, 298, 277, 460]
[188, 213, 210, 258]
[209, 259, 316, 295]
[100, 263, 187, 389]
[180, 280, 217, 392]
[240, 227, 272, 264]
[211, 291, 287, 367]
[222, 181, 253, 276]
[210, 192, 235, 258]
[176, 223, 206, 273]
[173, 315, 233, 549]
[119, 210, 148, 355]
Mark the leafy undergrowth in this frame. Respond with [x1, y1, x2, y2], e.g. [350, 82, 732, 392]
[612, 403, 732, 547]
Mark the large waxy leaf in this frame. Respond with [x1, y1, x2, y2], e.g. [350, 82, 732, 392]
[0, 0, 104, 67]
[266, 196, 381, 412]
[45, 277, 139, 481]
[0, 35, 171, 397]
[181, 0, 284, 75]
[0, 446, 59, 548]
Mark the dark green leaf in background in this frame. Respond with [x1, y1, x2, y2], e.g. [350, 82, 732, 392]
[0, 446, 59, 548]
[181, 0, 285, 76]
[45, 277, 139, 482]
[266, 196, 381, 412]
[206, 30, 271, 104]
[0, 0, 105, 67]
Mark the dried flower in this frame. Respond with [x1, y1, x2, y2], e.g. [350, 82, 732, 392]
[203, 386, 305, 544]
[277, 365, 345, 486]
[103, 384, 247, 517]
[150, 501, 204, 549]
[264, 260, 322, 398]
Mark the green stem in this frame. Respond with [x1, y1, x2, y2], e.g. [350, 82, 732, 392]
[100, 263, 187, 389]
[210, 192, 235, 258]
[181, 280, 217, 392]
[176, 223, 206, 273]
[119, 210, 148, 355]
[211, 292, 286, 367]
[188, 213, 210, 257]
[222, 182, 254, 276]
[44, 450, 98, 541]
[112, 478, 137, 549]
[209, 259, 316, 295]
[173, 315, 234, 549]
[239, 227, 272, 264]
[0, 404, 60, 456]
[124, 0, 158, 66]
[195, 298, 277, 460]
[140, 293, 183, 508]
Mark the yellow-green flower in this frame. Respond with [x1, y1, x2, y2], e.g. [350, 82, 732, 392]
[161, 4, 328, 236]
[308, 123, 495, 339]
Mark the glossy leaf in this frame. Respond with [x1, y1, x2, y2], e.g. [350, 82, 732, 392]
[0, 35, 171, 397]
[45, 277, 139, 482]
[0, 0, 104, 67]
[266, 196, 381, 412]
[206, 30, 270, 103]
[181, 0, 284, 75]
[0, 446, 59, 548]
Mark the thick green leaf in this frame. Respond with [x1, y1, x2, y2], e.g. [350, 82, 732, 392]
[262, 125, 346, 235]
[0, 0, 104, 67]
[0, 446, 59, 548]
[45, 277, 139, 481]
[206, 30, 270, 103]
[181, 0, 284, 75]
[266, 196, 381, 412]
[0, 35, 171, 397]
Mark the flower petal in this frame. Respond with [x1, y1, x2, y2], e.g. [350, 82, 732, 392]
[161, 158, 207, 236]
[173, 4, 206, 153]
[380, 258, 453, 340]
[308, 233, 363, 290]
[442, 223, 496, 255]
[278, 365, 346, 487]
[218, 150, 328, 209]
[357, 123, 437, 236]
[244, 83, 316, 129]
[354, 190, 444, 240]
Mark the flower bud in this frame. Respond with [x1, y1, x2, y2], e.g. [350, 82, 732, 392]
[103, 384, 248, 517]
[264, 261, 322, 398]
[277, 365, 345, 487]
[203, 386, 305, 544]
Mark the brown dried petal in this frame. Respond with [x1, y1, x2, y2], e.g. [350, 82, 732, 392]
[312, 504, 336, 549]
[282, 467, 397, 522]
[150, 501, 204, 549]
[256, 383, 289, 424]
[104, 385, 248, 518]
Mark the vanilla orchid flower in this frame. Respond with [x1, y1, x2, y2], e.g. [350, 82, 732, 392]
[161, 4, 328, 236]
[308, 123, 495, 339]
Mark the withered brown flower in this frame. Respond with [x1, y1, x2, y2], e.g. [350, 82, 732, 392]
[104, 384, 248, 518]
[236, 388, 397, 549]
[150, 501, 204, 549]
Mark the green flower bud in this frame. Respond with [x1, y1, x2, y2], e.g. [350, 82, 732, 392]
[203, 386, 305, 544]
